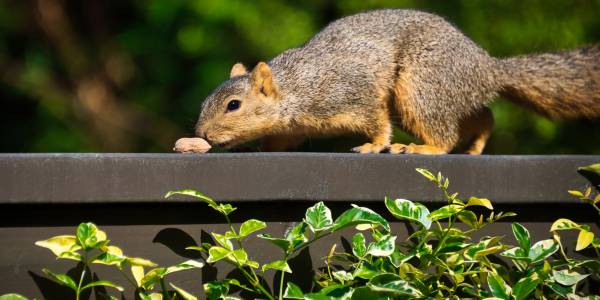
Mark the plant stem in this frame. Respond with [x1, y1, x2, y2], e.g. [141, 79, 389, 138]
[279, 270, 285, 300]
[76, 252, 88, 300]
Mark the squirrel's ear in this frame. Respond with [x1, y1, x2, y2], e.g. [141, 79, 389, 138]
[230, 63, 247, 78]
[251, 62, 278, 98]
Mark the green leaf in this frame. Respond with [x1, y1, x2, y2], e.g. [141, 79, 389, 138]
[230, 249, 248, 265]
[262, 260, 291, 273]
[568, 190, 584, 197]
[547, 281, 574, 297]
[576, 230, 594, 251]
[512, 272, 541, 300]
[366, 235, 396, 257]
[35, 235, 80, 258]
[529, 239, 559, 264]
[76, 222, 99, 249]
[285, 222, 309, 252]
[165, 190, 237, 215]
[304, 285, 352, 300]
[350, 287, 388, 300]
[165, 190, 218, 208]
[457, 210, 479, 228]
[126, 257, 158, 267]
[257, 234, 291, 252]
[207, 246, 231, 263]
[81, 280, 124, 292]
[428, 204, 463, 221]
[164, 260, 204, 275]
[332, 205, 390, 232]
[415, 168, 436, 181]
[0, 294, 29, 300]
[304, 201, 334, 232]
[170, 283, 197, 300]
[353, 261, 379, 280]
[512, 222, 531, 254]
[42, 268, 77, 290]
[211, 232, 234, 250]
[283, 282, 304, 299]
[368, 273, 422, 297]
[204, 281, 230, 300]
[487, 273, 511, 300]
[140, 268, 167, 290]
[352, 233, 367, 257]
[333, 270, 354, 283]
[238, 219, 267, 238]
[552, 269, 589, 286]
[579, 163, 600, 174]
[92, 252, 125, 266]
[550, 218, 581, 231]
[384, 197, 431, 229]
[466, 196, 493, 210]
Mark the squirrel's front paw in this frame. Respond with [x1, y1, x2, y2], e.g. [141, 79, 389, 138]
[351, 143, 388, 154]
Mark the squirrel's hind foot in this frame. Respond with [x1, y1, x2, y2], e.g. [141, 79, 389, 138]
[389, 143, 448, 155]
[351, 143, 388, 154]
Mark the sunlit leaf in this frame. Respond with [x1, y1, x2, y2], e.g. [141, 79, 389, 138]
[34, 235, 80, 258]
[529, 239, 559, 263]
[576, 230, 594, 251]
[304, 201, 333, 232]
[332, 205, 390, 232]
[164, 260, 204, 275]
[206, 246, 231, 263]
[466, 196, 493, 210]
[81, 280, 124, 292]
[512, 273, 541, 300]
[238, 219, 266, 238]
[352, 233, 366, 257]
[552, 269, 589, 286]
[550, 218, 581, 231]
[283, 282, 304, 299]
[487, 273, 511, 299]
[131, 266, 144, 287]
[170, 283, 197, 300]
[428, 204, 463, 221]
[368, 273, 422, 297]
[0, 294, 29, 300]
[304, 285, 352, 300]
[261, 260, 291, 273]
[257, 234, 291, 253]
[366, 235, 396, 257]
[415, 168, 436, 181]
[512, 223, 531, 254]
[384, 197, 431, 229]
[42, 268, 77, 290]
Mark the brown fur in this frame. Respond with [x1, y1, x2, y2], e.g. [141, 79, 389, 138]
[195, 9, 599, 154]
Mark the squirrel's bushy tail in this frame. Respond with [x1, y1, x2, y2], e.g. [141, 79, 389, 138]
[498, 45, 600, 119]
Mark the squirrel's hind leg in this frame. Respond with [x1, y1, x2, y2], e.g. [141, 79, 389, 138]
[389, 143, 450, 155]
[460, 107, 494, 155]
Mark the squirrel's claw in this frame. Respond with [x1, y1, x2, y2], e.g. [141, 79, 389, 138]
[389, 143, 408, 154]
[351, 143, 388, 154]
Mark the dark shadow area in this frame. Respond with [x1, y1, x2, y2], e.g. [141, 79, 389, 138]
[1, 201, 600, 228]
[153, 227, 202, 259]
[286, 247, 314, 292]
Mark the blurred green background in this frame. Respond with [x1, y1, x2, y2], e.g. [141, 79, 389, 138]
[1, 0, 599, 153]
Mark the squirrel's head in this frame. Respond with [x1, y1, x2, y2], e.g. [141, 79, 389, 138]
[195, 62, 282, 149]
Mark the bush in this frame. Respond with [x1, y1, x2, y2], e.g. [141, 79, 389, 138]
[4, 167, 600, 299]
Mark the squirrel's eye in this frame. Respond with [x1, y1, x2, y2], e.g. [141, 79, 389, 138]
[226, 99, 241, 112]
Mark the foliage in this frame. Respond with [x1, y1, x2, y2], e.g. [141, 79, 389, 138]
[3, 167, 599, 299]
[33, 222, 202, 300]
[1, 1, 600, 153]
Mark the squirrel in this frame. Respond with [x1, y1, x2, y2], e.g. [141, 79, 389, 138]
[194, 9, 600, 155]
